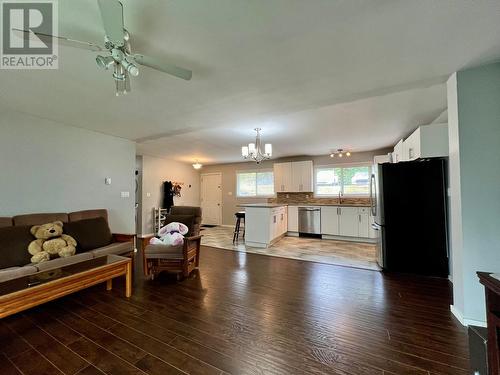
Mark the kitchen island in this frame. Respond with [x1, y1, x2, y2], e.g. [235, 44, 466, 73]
[238, 204, 287, 248]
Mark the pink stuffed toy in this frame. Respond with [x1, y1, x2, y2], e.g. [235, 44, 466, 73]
[150, 222, 189, 246]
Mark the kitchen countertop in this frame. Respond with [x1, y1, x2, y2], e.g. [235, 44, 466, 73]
[238, 203, 370, 208]
[237, 203, 287, 208]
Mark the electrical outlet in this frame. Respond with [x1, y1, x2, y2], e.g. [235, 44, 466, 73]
[105, 177, 111, 185]
[146, 192, 151, 197]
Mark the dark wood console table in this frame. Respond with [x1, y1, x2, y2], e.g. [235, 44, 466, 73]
[478, 272, 500, 375]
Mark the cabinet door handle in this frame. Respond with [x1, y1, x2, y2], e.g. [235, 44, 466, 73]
[358, 214, 361, 223]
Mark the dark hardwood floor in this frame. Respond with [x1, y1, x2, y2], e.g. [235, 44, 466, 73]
[0, 245, 469, 375]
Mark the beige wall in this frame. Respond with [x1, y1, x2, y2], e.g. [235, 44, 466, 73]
[0, 110, 136, 234]
[138, 155, 200, 234]
[202, 149, 390, 225]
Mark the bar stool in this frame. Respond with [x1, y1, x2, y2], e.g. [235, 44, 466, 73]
[233, 211, 245, 243]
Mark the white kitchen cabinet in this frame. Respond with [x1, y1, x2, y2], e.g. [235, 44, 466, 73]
[369, 212, 377, 239]
[320, 206, 340, 235]
[291, 161, 314, 192]
[273, 161, 313, 192]
[358, 207, 370, 238]
[393, 139, 404, 163]
[245, 205, 287, 248]
[338, 207, 359, 237]
[287, 205, 299, 232]
[273, 162, 292, 192]
[402, 123, 448, 161]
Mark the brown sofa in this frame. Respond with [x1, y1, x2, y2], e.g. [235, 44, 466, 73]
[0, 209, 135, 283]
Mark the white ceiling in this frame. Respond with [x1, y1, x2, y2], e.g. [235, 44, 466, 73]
[1, 0, 500, 164]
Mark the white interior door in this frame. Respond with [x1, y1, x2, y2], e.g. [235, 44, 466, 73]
[200, 173, 222, 225]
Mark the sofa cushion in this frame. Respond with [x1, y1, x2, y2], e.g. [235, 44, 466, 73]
[0, 217, 12, 228]
[35, 253, 93, 272]
[0, 265, 38, 283]
[63, 217, 113, 252]
[90, 242, 133, 258]
[13, 213, 68, 226]
[69, 209, 108, 223]
[144, 244, 184, 259]
[0, 225, 34, 268]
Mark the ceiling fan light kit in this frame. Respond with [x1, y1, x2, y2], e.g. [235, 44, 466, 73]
[242, 128, 272, 164]
[14, 0, 192, 96]
[330, 149, 351, 158]
[192, 160, 203, 170]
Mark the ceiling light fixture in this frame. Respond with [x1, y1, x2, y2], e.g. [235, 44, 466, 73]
[192, 160, 203, 170]
[241, 128, 272, 164]
[330, 149, 351, 158]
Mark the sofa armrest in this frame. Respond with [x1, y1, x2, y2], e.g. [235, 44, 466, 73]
[113, 233, 135, 243]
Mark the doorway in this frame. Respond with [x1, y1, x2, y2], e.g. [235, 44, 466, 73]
[200, 172, 222, 225]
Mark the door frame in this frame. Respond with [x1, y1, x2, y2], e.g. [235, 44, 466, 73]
[200, 172, 223, 225]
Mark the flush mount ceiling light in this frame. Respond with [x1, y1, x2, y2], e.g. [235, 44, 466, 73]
[330, 149, 351, 158]
[192, 160, 203, 170]
[241, 128, 272, 164]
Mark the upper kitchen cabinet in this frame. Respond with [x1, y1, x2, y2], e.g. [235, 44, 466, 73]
[291, 161, 314, 192]
[274, 162, 292, 192]
[392, 139, 404, 163]
[402, 123, 448, 161]
[273, 160, 313, 192]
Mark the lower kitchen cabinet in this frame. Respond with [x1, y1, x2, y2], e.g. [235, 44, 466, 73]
[320, 206, 372, 239]
[338, 207, 359, 237]
[320, 206, 340, 235]
[358, 208, 370, 238]
[287, 205, 299, 232]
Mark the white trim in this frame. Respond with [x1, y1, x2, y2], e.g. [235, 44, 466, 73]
[314, 164, 372, 198]
[200, 172, 223, 225]
[236, 169, 275, 198]
[450, 304, 487, 327]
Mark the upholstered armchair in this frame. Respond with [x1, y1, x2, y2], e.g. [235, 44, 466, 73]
[141, 206, 202, 279]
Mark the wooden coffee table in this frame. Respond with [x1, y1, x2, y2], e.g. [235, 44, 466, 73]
[0, 254, 132, 319]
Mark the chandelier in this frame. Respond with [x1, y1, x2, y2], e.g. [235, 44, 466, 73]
[241, 128, 272, 164]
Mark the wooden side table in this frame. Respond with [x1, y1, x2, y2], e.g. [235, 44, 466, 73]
[478, 272, 500, 375]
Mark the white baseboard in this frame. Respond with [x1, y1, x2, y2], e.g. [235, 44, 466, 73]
[450, 304, 487, 327]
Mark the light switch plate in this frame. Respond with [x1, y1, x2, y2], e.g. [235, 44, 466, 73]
[105, 178, 112, 185]
[121, 191, 130, 198]
[146, 192, 151, 197]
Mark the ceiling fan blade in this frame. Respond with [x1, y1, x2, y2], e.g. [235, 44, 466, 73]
[132, 54, 192, 81]
[97, 0, 124, 47]
[12, 28, 104, 52]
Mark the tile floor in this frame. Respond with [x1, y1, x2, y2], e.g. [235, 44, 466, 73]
[201, 225, 380, 271]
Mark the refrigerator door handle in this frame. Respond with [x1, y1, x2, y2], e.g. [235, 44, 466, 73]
[370, 173, 377, 217]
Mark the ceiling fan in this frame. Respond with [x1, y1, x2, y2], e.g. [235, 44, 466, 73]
[14, 0, 192, 96]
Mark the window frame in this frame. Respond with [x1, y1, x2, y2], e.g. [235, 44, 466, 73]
[314, 163, 372, 198]
[235, 169, 275, 198]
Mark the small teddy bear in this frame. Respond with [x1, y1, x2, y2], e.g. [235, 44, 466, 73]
[149, 222, 188, 247]
[28, 221, 77, 263]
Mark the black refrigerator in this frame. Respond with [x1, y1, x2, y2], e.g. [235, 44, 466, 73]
[370, 158, 449, 277]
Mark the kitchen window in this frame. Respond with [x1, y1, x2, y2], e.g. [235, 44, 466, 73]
[236, 170, 274, 197]
[315, 165, 371, 196]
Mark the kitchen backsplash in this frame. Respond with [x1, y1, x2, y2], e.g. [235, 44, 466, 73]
[268, 192, 371, 206]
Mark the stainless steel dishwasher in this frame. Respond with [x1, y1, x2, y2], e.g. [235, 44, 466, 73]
[298, 207, 321, 236]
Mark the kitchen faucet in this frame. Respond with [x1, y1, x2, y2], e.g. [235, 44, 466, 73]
[338, 191, 343, 205]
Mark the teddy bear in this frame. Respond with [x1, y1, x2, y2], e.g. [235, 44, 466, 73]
[149, 221, 188, 247]
[28, 221, 77, 263]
